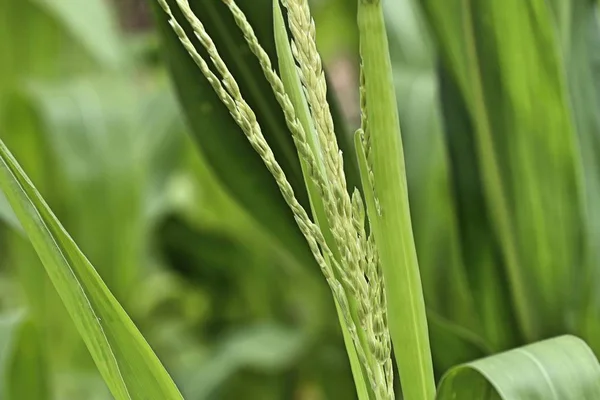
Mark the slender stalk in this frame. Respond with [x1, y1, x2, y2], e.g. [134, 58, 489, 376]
[357, 1, 435, 399]
[272, 2, 371, 397]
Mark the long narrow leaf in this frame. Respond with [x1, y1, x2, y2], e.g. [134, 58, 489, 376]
[558, 0, 600, 355]
[419, 0, 584, 341]
[384, 0, 492, 374]
[358, 1, 435, 399]
[0, 138, 183, 400]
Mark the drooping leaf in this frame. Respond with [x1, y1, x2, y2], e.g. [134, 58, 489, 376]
[0, 137, 183, 399]
[437, 336, 600, 399]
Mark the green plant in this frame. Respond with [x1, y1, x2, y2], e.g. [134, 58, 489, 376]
[149, 0, 600, 398]
[1, 0, 600, 399]
[390, 0, 600, 374]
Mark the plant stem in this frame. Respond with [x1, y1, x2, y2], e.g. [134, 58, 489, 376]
[273, 2, 372, 397]
[357, 1, 435, 399]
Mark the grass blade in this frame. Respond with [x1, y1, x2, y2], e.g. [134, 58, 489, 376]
[384, 0, 490, 372]
[358, 1, 434, 398]
[386, 0, 476, 330]
[437, 336, 600, 399]
[0, 137, 183, 400]
[436, 64, 520, 352]
[419, 0, 584, 341]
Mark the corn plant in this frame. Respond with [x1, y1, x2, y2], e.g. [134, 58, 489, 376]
[1, 0, 600, 399]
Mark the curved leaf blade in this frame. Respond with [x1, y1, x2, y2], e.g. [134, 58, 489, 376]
[0, 138, 183, 400]
[437, 336, 600, 399]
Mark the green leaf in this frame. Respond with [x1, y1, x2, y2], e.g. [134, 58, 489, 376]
[0, 0, 62, 97]
[0, 312, 49, 400]
[419, 0, 584, 341]
[0, 137, 183, 399]
[437, 336, 600, 399]
[557, 0, 600, 354]
[384, 0, 479, 338]
[358, 1, 435, 399]
[435, 64, 520, 352]
[0, 76, 178, 368]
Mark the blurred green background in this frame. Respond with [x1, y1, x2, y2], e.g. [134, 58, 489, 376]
[0, 0, 599, 399]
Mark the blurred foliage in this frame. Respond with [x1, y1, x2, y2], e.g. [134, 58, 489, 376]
[393, 0, 600, 377]
[0, 0, 600, 398]
[151, 0, 360, 272]
[0, 0, 357, 398]
[0, 312, 48, 400]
